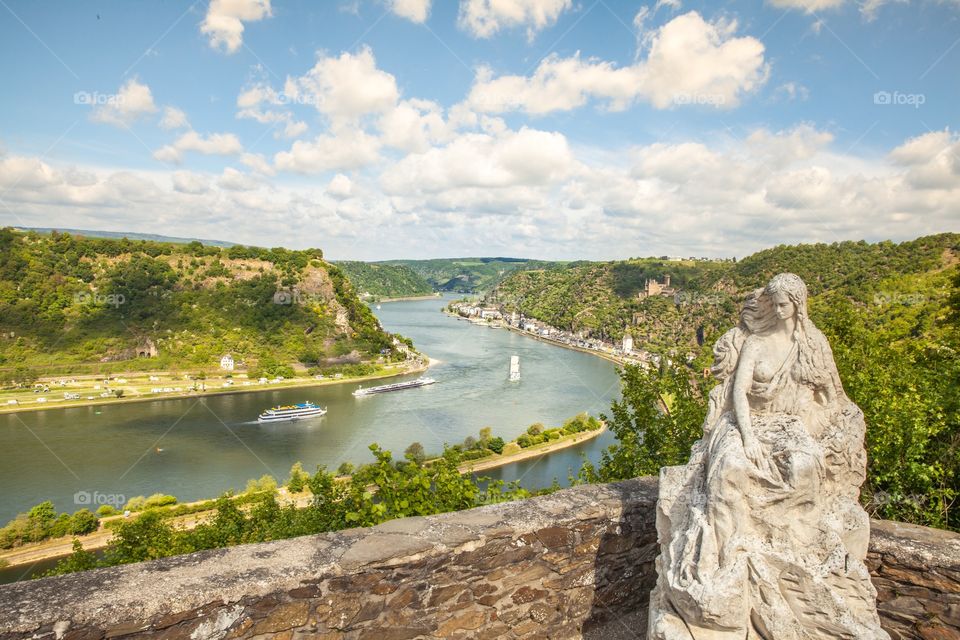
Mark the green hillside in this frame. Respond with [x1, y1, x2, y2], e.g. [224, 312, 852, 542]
[0, 229, 404, 380]
[336, 261, 434, 299]
[491, 234, 959, 353]
[495, 234, 960, 530]
[380, 257, 556, 293]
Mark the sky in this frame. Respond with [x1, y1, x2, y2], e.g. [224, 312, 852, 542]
[0, 0, 957, 260]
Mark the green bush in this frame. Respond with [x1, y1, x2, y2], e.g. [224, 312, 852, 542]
[245, 475, 278, 494]
[143, 494, 178, 509]
[286, 462, 309, 493]
[487, 437, 505, 454]
[68, 509, 99, 535]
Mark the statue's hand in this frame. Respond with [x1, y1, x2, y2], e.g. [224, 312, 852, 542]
[742, 434, 763, 466]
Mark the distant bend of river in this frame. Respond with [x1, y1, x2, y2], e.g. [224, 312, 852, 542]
[0, 294, 621, 523]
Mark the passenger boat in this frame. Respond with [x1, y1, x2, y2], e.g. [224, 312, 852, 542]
[257, 401, 327, 423]
[352, 376, 436, 397]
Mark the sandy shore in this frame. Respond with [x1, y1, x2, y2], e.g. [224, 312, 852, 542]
[0, 361, 429, 416]
[458, 423, 607, 474]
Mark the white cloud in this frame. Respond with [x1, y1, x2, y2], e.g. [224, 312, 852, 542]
[90, 78, 158, 127]
[381, 127, 574, 197]
[289, 47, 399, 126]
[458, 0, 573, 39]
[390, 0, 431, 23]
[466, 12, 768, 113]
[153, 131, 244, 164]
[274, 128, 381, 173]
[746, 124, 835, 169]
[889, 130, 960, 190]
[3, 126, 957, 261]
[772, 82, 810, 102]
[160, 106, 190, 130]
[326, 173, 354, 198]
[240, 152, 275, 175]
[888, 130, 955, 165]
[172, 171, 210, 194]
[201, 0, 272, 54]
[218, 167, 261, 191]
[235, 83, 309, 139]
[378, 99, 451, 152]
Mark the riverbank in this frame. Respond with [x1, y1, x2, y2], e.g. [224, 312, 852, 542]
[0, 360, 429, 416]
[0, 423, 606, 571]
[459, 422, 606, 474]
[445, 309, 631, 367]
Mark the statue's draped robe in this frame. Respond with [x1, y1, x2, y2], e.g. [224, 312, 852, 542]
[648, 325, 890, 640]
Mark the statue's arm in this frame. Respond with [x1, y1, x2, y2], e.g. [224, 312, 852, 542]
[732, 339, 763, 464]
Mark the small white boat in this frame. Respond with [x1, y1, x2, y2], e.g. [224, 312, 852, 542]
[258, 401, 327, 423]
[509, 355, 520, 382]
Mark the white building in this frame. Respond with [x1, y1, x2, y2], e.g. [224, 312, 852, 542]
[220, 354, 235, 371]
[622, 333, 634, 353]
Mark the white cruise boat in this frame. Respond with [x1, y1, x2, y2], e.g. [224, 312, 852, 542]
[258, 401, 327, 423]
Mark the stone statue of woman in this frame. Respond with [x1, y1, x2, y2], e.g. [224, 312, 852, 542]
[648, 273, 890, 640]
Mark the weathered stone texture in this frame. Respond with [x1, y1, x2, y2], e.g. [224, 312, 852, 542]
[0, 477, 956, 640]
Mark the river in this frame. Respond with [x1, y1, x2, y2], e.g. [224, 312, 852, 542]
[0, 294, 621, 526]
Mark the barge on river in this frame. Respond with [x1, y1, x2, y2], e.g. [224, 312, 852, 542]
[352, 376, 436, 397]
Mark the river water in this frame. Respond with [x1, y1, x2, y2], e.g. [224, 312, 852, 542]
[0, 294, 621, 525]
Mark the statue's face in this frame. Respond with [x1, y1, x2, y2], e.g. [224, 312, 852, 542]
[772, 290, 796, 320]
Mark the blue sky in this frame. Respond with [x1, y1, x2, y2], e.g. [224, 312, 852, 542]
[0, 0, 957, 259]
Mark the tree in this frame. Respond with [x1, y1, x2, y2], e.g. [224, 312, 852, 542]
[245, 475, 277, 494]
[479, 427, 493, 445]
[404, 442, 426, 465]
[68, 509, 99, 535]
[526, 423, 544, 436]
[579, 361, 708, 483]
[46, 539, 99, 576]
[286, 462, 308, 493]
[104, 510, 176, 564]
[336, 462, 355, 477]
[487, 437, 505, 455]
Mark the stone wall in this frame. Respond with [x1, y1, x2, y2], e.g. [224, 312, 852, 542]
[0, 477, 957, 640]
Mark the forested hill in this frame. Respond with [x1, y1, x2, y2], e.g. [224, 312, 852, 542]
[494, 234, 960, 530]
[490, 233, 960, 353]
[335, 261, 434, 299]
[0, 229, 398, 379]
[380, 257, 557, 293]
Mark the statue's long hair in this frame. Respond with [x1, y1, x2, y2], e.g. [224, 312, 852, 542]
[713, 273, 834, 394]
